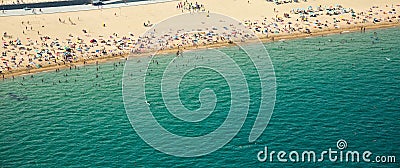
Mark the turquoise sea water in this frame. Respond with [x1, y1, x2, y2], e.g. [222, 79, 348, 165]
[1, 27, 399, 167]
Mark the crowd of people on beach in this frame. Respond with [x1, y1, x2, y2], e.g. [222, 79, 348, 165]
[1, 1, 400, 75]
[176, 0, 206, 13]
[0, 18, 253, 74]
[266, 0, 309, 5]
[243, 4, 400, 37]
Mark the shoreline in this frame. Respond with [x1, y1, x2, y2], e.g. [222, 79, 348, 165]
[1, 21, 399, 79]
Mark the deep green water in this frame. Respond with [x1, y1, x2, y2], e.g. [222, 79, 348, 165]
[1, 27, 399, 167]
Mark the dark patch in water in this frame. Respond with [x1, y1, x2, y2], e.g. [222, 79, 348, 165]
[6, 93, 28, 101]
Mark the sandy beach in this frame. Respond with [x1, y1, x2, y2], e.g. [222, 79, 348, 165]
[1, 0, 400, 78]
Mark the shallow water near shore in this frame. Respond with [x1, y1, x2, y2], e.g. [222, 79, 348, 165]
[0, 27, 399, 167]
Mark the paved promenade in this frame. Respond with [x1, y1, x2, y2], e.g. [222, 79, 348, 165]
[1, 0, 175, 16]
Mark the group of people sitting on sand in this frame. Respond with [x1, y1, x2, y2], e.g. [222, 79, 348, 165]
[266, 0, 307, 5]
[242, 4, 400, 37]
